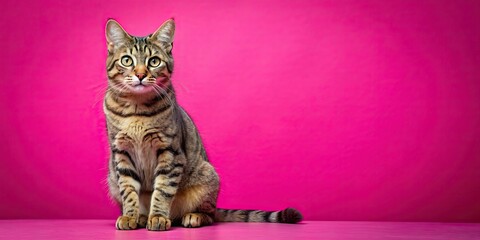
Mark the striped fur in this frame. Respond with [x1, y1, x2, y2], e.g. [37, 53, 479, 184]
[215, 208, 302, 224]
[104, 19, 302, 231]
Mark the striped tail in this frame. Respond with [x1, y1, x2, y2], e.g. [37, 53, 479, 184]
[215, 208, 303, 224]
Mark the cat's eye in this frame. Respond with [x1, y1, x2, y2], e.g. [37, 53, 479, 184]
[120, 56, 133, 67]
[148, 57, 161, 67]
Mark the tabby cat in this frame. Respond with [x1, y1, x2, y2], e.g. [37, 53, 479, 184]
[104, 19, 302, 231]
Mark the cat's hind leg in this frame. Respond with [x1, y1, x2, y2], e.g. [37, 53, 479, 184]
[177, 162, 219, 228]
[182, 212, 214, 228]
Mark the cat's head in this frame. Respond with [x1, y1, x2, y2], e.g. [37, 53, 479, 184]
[105, 19, 175, 95]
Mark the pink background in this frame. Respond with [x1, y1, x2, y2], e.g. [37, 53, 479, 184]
[1, 0, 479, 222]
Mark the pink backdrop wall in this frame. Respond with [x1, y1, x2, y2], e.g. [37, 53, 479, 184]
[1, 0, 479, 222]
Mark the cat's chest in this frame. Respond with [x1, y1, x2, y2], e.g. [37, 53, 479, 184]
[113, 118, 173, 150]
[113, 118, 174, 185]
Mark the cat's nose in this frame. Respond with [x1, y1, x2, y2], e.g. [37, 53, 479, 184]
[135, 65, 147, 81]
[136, 73, 146, 80]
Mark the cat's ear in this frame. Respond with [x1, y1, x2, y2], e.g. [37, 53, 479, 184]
[105, 19, 131, 52]
[149, 19, 175, 54]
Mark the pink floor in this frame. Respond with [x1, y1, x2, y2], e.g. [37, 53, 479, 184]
[0, 220, 479, 240]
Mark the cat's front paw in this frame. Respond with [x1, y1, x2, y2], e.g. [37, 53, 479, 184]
[116, 216, 138, 230]
[147, 215, 171, 231]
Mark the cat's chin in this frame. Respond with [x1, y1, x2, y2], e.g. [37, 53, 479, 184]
[129, 85, 154, 94]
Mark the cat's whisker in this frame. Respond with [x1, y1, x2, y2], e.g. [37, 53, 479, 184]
[151, 87, 164, 102]
[176, 81, 190, 93]
[153, 84, 172, 103]
[152, 85, 176, 117]
[109, 82, 130, 95]
[152, 85, 170, 106]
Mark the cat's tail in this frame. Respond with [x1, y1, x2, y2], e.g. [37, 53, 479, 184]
[214, 207, 302, 224]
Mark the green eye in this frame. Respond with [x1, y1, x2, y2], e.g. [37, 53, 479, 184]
[120, 56, 133, 66]
[148, 57, 161, 67]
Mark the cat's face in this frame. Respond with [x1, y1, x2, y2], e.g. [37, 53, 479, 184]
[105, 19, 175, 95]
